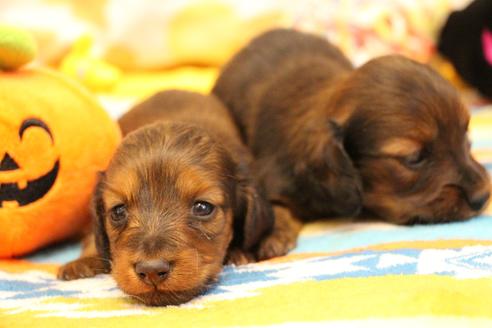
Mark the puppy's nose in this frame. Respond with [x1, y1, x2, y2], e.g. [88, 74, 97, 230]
[468, 191, 490, 211]
[134, 260, 170, 286]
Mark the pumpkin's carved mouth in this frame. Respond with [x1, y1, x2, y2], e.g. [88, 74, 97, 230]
[0, 160, 59, 208]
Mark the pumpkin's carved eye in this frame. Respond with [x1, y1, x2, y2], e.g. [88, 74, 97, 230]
[0, 117, 54, 172]
[0, 117, 59, 208]
[0, 153, 19, 171]
[19, 118, 53, 142]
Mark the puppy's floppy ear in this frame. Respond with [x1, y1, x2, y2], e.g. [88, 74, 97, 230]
[232, 164, 274, 251]
[324, 119, 362, 215]
[294, 119, 362, 217]
[324, 120, 356, 172]
[92, 172, 111, 261]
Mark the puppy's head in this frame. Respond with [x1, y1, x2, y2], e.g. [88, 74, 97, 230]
[93, 122, 272, 306]
[338, 55, 490, 224]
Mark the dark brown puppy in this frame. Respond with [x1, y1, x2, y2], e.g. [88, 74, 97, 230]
[58, 90, 292, 306]
[213, 28, 490, 226]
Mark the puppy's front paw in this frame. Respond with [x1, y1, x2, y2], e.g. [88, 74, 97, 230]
[225, 248, 256, 266]
[57, 257, 111, 280]
[256, 231, 297, 261]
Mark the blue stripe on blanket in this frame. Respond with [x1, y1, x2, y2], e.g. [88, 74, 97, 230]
[5, 246, 492, 301]
[294, 214, 492, 253]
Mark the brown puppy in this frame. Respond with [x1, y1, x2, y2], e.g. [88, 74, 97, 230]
[213, 28, 490, 227]
[58, 90, 290, 306]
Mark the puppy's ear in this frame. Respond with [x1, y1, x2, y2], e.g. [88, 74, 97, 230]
[325, 120, 362, 215]
[92, 172, 111, 260]
[294, 120, 362, 217]
[232, 165, 274, 251]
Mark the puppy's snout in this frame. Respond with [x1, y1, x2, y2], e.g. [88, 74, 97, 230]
[460, 161, 490, 212]
[467, 191, 490, 211]
[135, 259, 171, 286]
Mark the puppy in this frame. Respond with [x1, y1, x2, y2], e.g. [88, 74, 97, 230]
[213, 28, 490, 227]
[58, 90, 291, 306]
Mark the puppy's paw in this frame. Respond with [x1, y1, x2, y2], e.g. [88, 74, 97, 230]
[57, 257, 111, 280]
[256, 231, 297, 261]
[225, 248, 256, 266]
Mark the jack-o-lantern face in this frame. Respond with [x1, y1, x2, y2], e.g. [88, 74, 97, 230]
[0, 67, 121, 258]
[0, 118, 59, 208]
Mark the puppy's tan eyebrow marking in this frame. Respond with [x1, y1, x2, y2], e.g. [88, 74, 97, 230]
[194, 188, 225, 207]
[104, 183, 128, 199]
[176, 167, 225, 204]
[380, 138, 421, 156]
[102, 181, 142, 215]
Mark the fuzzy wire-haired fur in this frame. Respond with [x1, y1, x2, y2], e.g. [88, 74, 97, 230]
[213, 29, 490, 231]
[58, 90, 295, 306]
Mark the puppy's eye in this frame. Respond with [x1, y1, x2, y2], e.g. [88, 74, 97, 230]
[191, 201, 215, 219]
[402, 150, 425, 168]
[110, 204, 128, 223]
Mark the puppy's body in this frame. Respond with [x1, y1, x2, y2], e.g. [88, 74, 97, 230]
[214, 28, 490, 224]
[214, 30, 360, 220]
[58, 90, 294, 306]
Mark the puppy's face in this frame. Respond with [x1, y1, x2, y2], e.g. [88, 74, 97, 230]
[93, 123, 270, 305]
[340, 56, 490, 224]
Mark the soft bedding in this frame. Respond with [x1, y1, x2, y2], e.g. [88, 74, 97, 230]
[0, 87, 491, 327]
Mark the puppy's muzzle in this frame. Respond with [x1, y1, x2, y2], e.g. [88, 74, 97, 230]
[134, 259, 171, 286]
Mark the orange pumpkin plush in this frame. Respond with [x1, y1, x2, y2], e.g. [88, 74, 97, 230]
[0, 26, 121, 258]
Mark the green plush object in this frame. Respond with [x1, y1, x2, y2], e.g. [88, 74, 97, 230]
[0, 25, 37, 70]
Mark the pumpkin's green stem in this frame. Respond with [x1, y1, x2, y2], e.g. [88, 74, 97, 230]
[0, 25, 37, 71]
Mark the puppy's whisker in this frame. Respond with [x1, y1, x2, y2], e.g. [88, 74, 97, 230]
[194, 248, 199, 275]
[129, 294, 146, 304]
[92, 257, 112, 265]
[198, 226, 213, 241]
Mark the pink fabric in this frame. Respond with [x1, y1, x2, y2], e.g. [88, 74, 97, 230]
[482, 28, 492, 66]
